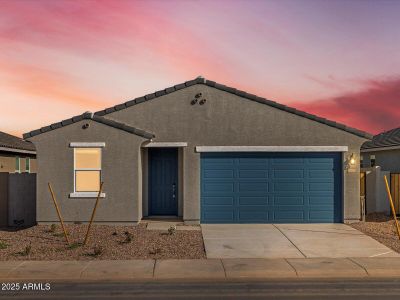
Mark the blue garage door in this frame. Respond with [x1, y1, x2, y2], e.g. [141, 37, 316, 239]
[201, 152, 342, 223]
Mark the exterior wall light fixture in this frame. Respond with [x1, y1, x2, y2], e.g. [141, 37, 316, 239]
[350, 153, 356, 165]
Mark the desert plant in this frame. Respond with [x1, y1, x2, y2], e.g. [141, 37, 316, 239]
[0, 240, 8, 250]
[112, 231, 118, 236]
[48, 224, 56, 233]
[17, 243, 31, 256]
[149, 248, 162, 255]
[24, 243, 32, 256]
[67, 242, 82, 250]
[168, 225, 177, 235]
[119, 231, 133, 244]
[124, 231, 133, 243]
[93, 245, 103, 256]
[85, 245, 103, 257]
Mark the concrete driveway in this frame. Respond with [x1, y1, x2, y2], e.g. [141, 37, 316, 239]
[201, 224, 399, 258]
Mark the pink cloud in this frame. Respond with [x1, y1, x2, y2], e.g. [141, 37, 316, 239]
[290, 77, 400, 134]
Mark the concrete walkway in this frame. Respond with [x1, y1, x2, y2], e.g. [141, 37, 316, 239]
[3, 258, 400, 280]
[201, 224, 399, 258]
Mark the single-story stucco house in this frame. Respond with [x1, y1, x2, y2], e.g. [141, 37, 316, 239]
[23, 77, 372, 225]
[0, 131, 36, 173]
[361, 127, 400, 214]
[361, 127, 400, 171]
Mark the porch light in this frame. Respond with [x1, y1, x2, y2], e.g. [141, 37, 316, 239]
[350, 153, 356, 165]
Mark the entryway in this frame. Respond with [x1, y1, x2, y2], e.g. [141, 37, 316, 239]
[148, 148, 178, 216]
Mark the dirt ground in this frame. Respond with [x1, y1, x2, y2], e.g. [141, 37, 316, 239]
[0, 223, 206, 260]
[350, 213, 400, 253]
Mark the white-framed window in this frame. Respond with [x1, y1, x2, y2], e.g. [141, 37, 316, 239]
[69, 142, 105, 198]
[25, 158, 30, 173]
[74, 147, 102, 192]
[15, 157, 21, 173]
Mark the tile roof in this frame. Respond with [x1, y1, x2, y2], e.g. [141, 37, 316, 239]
[94, 77, 373, 140]
[23, 112, 155, 140]
[0, 131, 36, 152]
[361, 127, 400, 150]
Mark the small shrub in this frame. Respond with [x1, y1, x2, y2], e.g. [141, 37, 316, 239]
[112, 231, 118, 236]
[168, 225, 177, 235]
[119, 231, 133, 244]
[85, 245, 103, 257]
[53, 232, 67, 238]
[48, 224, 56, 233]
[124, 232, 133, 243]
[16, 243, 32, 256]
[67, 242, 82, 250]
[149, 248, 162, 255]
[93, 245, 103, 256]
[0, 240, 8, 250]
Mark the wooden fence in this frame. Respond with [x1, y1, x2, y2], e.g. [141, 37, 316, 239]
[391, 173, 400, 214]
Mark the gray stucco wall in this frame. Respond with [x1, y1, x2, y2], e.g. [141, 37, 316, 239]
[362, 149, 400, 173]
[104, 85, 367, 223]
[29, 120, 147, 224]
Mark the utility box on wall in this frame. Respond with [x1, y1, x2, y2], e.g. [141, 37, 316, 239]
[0, 172, 36, 227]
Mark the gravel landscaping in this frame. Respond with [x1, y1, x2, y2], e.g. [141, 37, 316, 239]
[350, 213, 400, 253]
[0, 223, 206, 260]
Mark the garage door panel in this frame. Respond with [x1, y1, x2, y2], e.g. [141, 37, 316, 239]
[239, 196, 269, 205]
[201, 152, 342, 223]
[274, 182, 304, 192]
[239, 170, 268, 178]
[309, 182, 334, 191]
[202, 208, 235, 223]
[202, 196, 234, 205]
[274, 169, 304, 179]
[273, 210, 305, 222]
[239, 182, 268, 192]
[272, 158, 305, 164]
[203, 169, 234, 178]
[309, 170, 334, 178]
[238, 209, 269, 222]
[203, 182, 234, 193]
[309, 210, 335, 222]
[309, 196, 334, 205]
[274, 196, 304, 205]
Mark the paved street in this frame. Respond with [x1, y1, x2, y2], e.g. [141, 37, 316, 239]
[201, 224, 398, 258]
[2, 279, 400, 299]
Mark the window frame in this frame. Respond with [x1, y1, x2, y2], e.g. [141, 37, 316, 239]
[15, 157, 21, 173]
[25, 158, 30, 173]
[69, 143, 106, 198]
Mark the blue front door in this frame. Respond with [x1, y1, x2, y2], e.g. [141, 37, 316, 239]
[201, 152, 342, 223]
[149, 148, 178, 215]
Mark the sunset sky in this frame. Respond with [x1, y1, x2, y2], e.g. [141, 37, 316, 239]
[1, 0, 399, 137]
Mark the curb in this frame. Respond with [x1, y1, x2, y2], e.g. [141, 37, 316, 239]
[2, 258, 400, 281]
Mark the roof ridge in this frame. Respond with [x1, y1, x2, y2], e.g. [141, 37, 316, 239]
[23, 112, 155, 140]
[93, 77, 372, 140]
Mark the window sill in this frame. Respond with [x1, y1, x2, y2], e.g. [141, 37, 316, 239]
[69, 192, 106, 198]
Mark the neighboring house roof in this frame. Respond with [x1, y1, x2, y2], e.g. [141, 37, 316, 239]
[0, 131, 36, 153]
[361, 127, 400, 151]
[94, 77, 372, 140]
[23, 77, 372, 140]
[23, 112, 155, 140]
